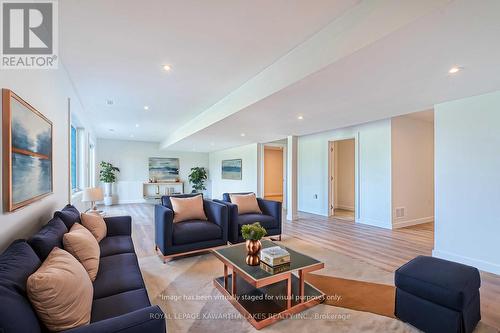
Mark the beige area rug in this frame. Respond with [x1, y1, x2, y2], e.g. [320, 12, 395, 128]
[139, 237, 497, 333]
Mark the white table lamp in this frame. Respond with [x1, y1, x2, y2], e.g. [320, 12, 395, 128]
[82, 187, 104, 211]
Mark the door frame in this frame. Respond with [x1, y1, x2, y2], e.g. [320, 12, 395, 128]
[259, 142, 287, 209]
[328, 135, 359, 219]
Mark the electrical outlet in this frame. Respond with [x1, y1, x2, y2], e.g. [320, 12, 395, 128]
[395, 207, 405, 218]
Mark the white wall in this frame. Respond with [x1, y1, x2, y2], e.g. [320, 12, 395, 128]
[391, 114, 434, 228]
[0, 66, 93, 252]
[96, 139, 209, 203]
[298, 119, 392, 229]
[334, 139, 355, 211]
[433, 91, 500, 274]
[209, 143, 259, 200]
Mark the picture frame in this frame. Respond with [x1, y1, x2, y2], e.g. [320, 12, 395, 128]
[221, 159, 242, 180]
[148, 157, 180, 182]
[2, 89, 53, 212]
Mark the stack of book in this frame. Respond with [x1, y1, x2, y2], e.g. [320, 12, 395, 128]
[259, 246, 291, 274]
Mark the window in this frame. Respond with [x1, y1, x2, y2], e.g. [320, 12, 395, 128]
[70, 125, 78, 191]
[88, 140, 96, 187]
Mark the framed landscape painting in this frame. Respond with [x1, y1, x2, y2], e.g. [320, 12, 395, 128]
[149, 157, 180, 181]
[222, 159, 242, 180]
[2, 89, 53, 212]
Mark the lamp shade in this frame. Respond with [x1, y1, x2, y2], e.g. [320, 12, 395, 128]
[82, 187, 104, 202]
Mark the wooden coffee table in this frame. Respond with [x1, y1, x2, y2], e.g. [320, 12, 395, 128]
[212, 240, 325, 329]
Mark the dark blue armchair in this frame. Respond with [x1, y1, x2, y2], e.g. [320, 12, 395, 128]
[215, 192, 282, 243]
[155, 194, 228, 262]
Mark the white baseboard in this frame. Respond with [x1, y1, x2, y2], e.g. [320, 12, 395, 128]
[393, 216, 434, 229]
[334, 204, 354, 211]
[432, 249, 500, 275]
[356, 217, 392, 229]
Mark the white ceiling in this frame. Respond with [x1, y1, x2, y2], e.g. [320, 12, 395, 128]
[165, 0, 500, 151]
[60, 1, 500, 152]
[60, 0, 360, 141]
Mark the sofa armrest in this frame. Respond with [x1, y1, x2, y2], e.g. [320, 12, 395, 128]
[154, 205, 174, 254]
[257, 198, 282, 230]
[214, 199, 239, 242]
[62, 306, 166, 333]
[203, 200, 228, 242]
[104, 216, 132, 237]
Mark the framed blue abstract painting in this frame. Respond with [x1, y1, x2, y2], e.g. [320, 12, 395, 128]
[2, 89, 53, 212]
[148, 157, 180, 182]
[221, 159, 242, 180]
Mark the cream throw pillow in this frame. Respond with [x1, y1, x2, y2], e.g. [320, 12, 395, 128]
[81, 212, 107, 242]
[63, 223, 100, 281]
[27, 247, 93, 331]
[171, 195, 207, 223]
[229, 193, 262, 215]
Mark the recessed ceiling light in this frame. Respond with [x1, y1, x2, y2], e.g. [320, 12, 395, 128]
[297, 115, 304, 120]
[448, 66, 463, 74]
[240, 133, 246, 137]
[143, 106, 149, 111]
[163, 64, 171, 71]
[135, 124, 140, 128]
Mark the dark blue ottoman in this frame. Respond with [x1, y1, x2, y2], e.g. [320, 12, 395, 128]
[395, 256, 481, 333]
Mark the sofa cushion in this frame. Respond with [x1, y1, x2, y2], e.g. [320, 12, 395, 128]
[81, 212, 107, 242]
[28, 217, 68, 261]
[237, 213, 277, 230]
[27, 247, 93, 332]
[171, 195, 207, 223]
[91, 288, 151, 323]
[395, 256, 481, 311]
[229, 193, 262, 215]
[54, 204, 81, 230]
[99, 235, 135, 257]
[93, 253, 144, 299]
[0, 240, 42, 333]
[63, 223, 100, 281]
[172, 220, 222, 245]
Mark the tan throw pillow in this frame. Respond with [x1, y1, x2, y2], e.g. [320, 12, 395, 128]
[81, 212, 107, 242]
[27, 247, 93, 331]
[171, 195, 208, 223]
[63, 223, 100, 281]
[230, 193, 262, 215]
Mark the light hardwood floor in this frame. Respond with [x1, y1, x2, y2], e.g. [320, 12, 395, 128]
[105, 203, 500, 329]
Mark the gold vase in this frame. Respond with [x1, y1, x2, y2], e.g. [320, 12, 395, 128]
[245, 239, 262, 255]
[245, 240, 262, 266]
[245, 254, 260, 266]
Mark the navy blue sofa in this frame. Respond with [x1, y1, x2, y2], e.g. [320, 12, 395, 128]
[395, 256, 481, 333]
[155, 194, 228, 261]
[215, 192, 282, 244]
[0, 204, 166, 333]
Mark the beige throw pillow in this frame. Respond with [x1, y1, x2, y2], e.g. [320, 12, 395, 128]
[171, 195, 208, 223]
[81, 212, 107, 242]
[27, 247, 93, 332]
[63, 223, 100, 281]
[229, 193, 262, 215]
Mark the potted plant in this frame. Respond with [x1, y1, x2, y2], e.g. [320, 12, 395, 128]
[188, 167, 208, 193]
[99, 161, 120, 206]
[241, 222, 267, 266]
